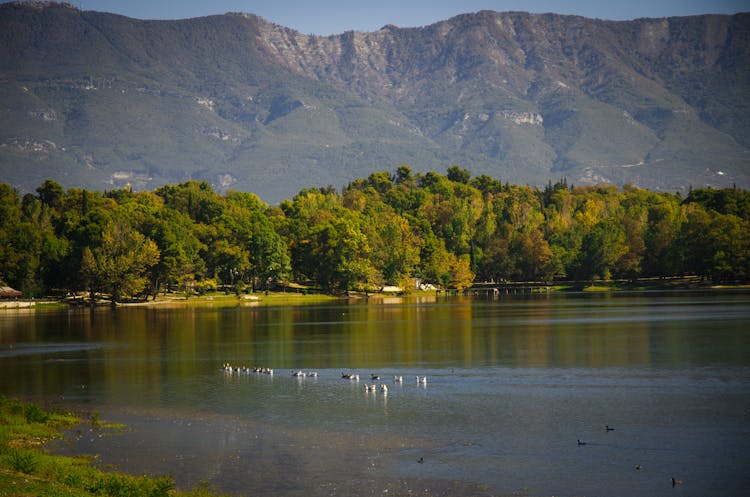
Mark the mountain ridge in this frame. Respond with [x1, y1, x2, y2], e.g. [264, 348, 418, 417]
[1, 2, 748, 203]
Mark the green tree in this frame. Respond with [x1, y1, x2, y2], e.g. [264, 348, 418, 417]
[80, 219, 160, 303]
[225, 191, 291, 290]
[446, 165, 471, 184]
[512, 229, 555, 281]
[678, 207, 750, 281]
[156, 181, 223, 224]
[643, 197, 683, 276]
[0, 185, 37, 294]
[369, 211, 422, 288]
[573, 219, 627, 280]
[395, 165, 415, 187]
[36, 179, 64, 211]
[146, 208, 206, 296]
[685, 187, 750, 218]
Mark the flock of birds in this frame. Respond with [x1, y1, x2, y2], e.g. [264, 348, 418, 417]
[221, 363, 428, 393]
[222, 363, 685, 489]
[578, 425, 684, 488]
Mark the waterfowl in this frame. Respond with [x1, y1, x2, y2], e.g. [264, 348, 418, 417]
[365, 384, 377, 392]
[371, 374, 380, 380]
[380, 383, 388, 393]
[393, 375, 403, 383]
[416, 376, 427, 385]
[577, 439, 587, 446]
[635, 464, 643, 471]
[291, 370, 306, 377]
[605, 425, 615, 432]
[671, 478, 683, 487]
[308, 372, 318, 377]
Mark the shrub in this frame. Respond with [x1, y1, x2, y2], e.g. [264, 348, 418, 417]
[87, 473, 175, 497]
[9, 448, 38, 474]
[24, 403, 49, 423]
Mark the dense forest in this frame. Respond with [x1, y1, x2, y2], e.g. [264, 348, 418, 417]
[1, 166, 749, 301]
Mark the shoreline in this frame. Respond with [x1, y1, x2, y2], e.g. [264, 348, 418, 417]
[0, 395, 233, 497]
[2, 278, 749, 311]
[2, 396, 495, 497]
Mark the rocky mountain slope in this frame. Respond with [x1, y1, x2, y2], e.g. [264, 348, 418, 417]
[1, 2, 748, 203]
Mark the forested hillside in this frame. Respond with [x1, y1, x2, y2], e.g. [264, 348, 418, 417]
[1, 168, 749, 300]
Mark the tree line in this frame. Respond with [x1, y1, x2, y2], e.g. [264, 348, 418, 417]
[1, 166, 749, 301]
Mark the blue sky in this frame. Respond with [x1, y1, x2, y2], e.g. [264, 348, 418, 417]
[6, 0, 749, 34]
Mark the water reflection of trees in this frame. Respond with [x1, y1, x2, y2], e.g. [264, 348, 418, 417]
[2, 296, 749, 403]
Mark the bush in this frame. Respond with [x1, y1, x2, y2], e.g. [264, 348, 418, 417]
[195, 278, 218, 295]
[9, 448, 38, 474]
[24, 403, 49, 423]
[87, 473, 175, 497]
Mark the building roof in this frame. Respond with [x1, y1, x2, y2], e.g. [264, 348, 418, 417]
[0, 286, 22, 298]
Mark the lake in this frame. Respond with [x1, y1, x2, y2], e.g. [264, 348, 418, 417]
[1, 291, 749, 496]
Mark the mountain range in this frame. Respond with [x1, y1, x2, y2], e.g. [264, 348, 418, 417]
[1, 1, 749, 203]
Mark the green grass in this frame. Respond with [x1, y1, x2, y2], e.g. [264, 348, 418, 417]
[549, 276, 743, 293]
[581, 284, 621, 292]
[141, 290, 340, 308]
[0, 395, 229, 497]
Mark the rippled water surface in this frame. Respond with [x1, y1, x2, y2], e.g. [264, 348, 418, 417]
[1, 291, 749, 496]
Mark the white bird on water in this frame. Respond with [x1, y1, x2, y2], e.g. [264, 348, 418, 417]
[416, 376, 427, 385]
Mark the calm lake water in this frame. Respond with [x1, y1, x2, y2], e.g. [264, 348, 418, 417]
[1, 291, 749, 497]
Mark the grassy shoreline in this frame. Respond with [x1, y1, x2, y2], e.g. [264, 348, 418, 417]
[0, 395, 228, 497]
[0, 397, 494, 497]
[119, 291, 342, 308]
[2, 278, 749, 311]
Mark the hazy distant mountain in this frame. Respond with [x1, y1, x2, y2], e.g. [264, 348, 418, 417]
[1, 2, 748, 203]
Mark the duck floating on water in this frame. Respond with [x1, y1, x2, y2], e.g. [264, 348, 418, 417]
[223, 363, 252, 374]
[223, 364, 273, 375]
